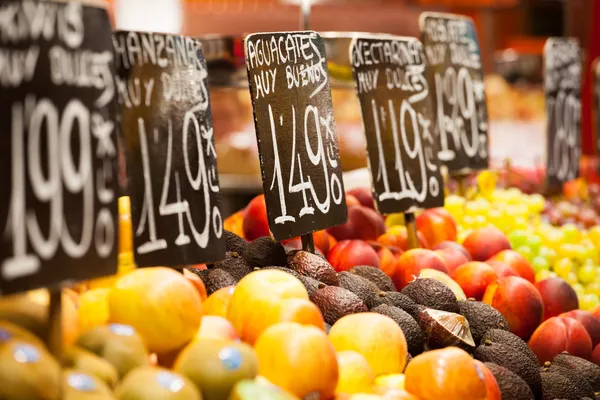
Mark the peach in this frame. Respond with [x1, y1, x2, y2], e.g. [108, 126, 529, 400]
[328, 240, 380, 272]
[560, 310, 600, 347]
[394, 249, 448, 290]
[535, 278, 579, 321]
[485, 260, 519, 279]
[592, 343, 600, 366]
[451, 262, 498, 301]
[474, 360, 501, 400]
[434, 248, 470, 275]
[528, 316, 593, 363]
[368, 241, 398, 279]
[416, 208, 458, 248]
[195, 315, 239, 341]
[346, 194, 361, 207]
[377, 227, 429, 252]
[463, 227, 511, 262]
[488, 250, 535, 283]
[327, 205, 386, 242]
[432, 241, 471, 260]
[483, 276, 543, 339]
[242, 195, 270, 240]
[183, 269, 208, 302]
[348, 187, 375, 210]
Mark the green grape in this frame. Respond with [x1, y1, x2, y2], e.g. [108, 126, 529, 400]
[565, 272, 579, 285]
[579, 294, 600, 311]
[531, 256, 550, 272]
[526, 235, 542, 254]
[508, 230, 529, 249]
[528, 194, 546, 213]
[572, 283, 586, 298]
[462, 215, 476, 229]
[474, 215, 487, 228]
[538, 246, 558, 265]
[585, 281, 600, 297]
[513, 217, 529, 230]
[554, 258, 574, 279]
[558, 244, 588, 262]
[516, 245, 534, 263]
[562, 223, 580, 243]
[535, 269, 552, 282]
[577, 264, 598, 284]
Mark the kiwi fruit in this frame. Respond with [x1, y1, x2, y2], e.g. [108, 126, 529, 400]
[371, 304, 424, 356]
[242, 237, 287, 267]
[310, 286, 368, 325]
[458, 300, 509, 343]
[337, 272, 380, 303]
[223, 230, 248, 254]
[552, 353, 600, 392]
[480, 329, 538, 365]
[474, 340, 542, 398]
[484, 362, 534, 400]
[348, 265, 396, 292]
[401, 278, 459, 313]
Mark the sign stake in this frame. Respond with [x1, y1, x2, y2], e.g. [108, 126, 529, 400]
[301, 233, 315, 253]
[405, 213, 419, 250]
[47, 289, 63, 364]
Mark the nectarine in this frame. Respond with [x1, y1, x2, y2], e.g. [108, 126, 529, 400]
[528, 316, 593, 363]
[560, 310, 600, 347]
[416, 208, 458, 248]
[242, 195, 270, 240]
[328, 240, 380, 272]
[434, 248, 470, 275]
[394, 249, 448, 290]
[327, 205, 386, 242]
[485, 260, 519, 279]
[463, 227, 511, 262]
[535, 278, 578, 321]
[488, 250, 535, 283]
[451, 262, 498, 301]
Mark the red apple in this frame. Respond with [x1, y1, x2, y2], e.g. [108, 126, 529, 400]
[327, 240, 380, 272]
[434, 248, 470, 275]
[535, 278, 579, 321]
[394, 248, 448, 290]
[485, 260, 519, 279]
[196, 316, 239, 341]
[451, 262, 498, 301]
[560, 310, 600, 347]
[327, 205, 386, 242]
[463, 227, 511, 262]
[416, 208, 458, 248]
[242, 195, 270, 240]
[528, 316, 593, 364]
[487, 250, 535, 283]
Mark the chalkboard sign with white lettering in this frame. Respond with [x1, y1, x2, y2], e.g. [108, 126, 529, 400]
[420, 12, 489, 174]
[544, 37, 581, 187]
[350, 35, 444, 214]
[244, 31, 348, 241]
[114, 31, 225, 267]
[0, 1, 118, 294]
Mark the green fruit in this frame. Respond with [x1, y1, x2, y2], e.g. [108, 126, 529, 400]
[337, 272, 380, 303]
[484, 362, 534, 400]
[401, 278, 459, 314]
[508, 230, 528, 249]
[228, 380, 299, 400]
[531, 256, 550, 272]
[64, 370, 115, 400]
[348, 265, 396, 292]
[371, 304, 423, 356]
[63, 347, 119, 389]
[115, 366, 201, 400]
[309, 286, 367, 325]
[458, 300, 509, 344]
[0, 340, 61, 400]
[174, 339, 258, 400]
[76, 324, 149, 379]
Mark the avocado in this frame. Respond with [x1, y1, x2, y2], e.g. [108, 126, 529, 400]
[115, 366, 201, 400]
[186, 267, 210, 283]
[366, 291, 421, 318]
[474, 341, 542, 398]
[174, 339, 258, 400]
[0, 340, 61, 400]
[348, 265, 396, 292]
[418, 308, 475, 351]
[211, 252, 253, 282]
[76, 324, 149, 379]
[484, 362, 534, 400]
[224, 230, 248, 254]
[242, 237, 287, 267]
[287, 251, 339, 286]
[337, 272, 380, 303]
[371, 304, 424, 356]
[228, 379, 299, 400]
[401, 278, 459, 313]
[64, 370, 115, 400]
[310, 286, 368, 325]
[458, 300, 509, 343]
[262, 267, 325, 296]
[547, 361, 595, 399]
[552, 353, 600, 392]
[539, 369, 584, 400]
[205, 269, 238, 295]
[480, 329, 538, 365]
[63, 346, 119, 388]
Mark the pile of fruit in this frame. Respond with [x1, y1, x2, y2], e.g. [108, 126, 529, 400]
[3, 174, 600, 399]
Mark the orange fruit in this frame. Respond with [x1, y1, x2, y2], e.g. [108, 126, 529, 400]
[203, 286, 235, 317]
[224, 210, 245, 237]
[328, 313, 407, 376]
[404, 347, 487, 400]
[109, 267, 202, 354]
[335, 351, 375, 395]
[255, 322, 338, 399]
[78, 288, 110, 333]
[227, 269, 308, 344]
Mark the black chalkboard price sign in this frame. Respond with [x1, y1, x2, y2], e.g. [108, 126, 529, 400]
[244, 31, 348, 241]
[350, 35, 444, 215]
[419, 12, 489, 174]
[0, 1, 118, 295]
[544, 38, 581, 187]
[114, 32, 225, 267]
